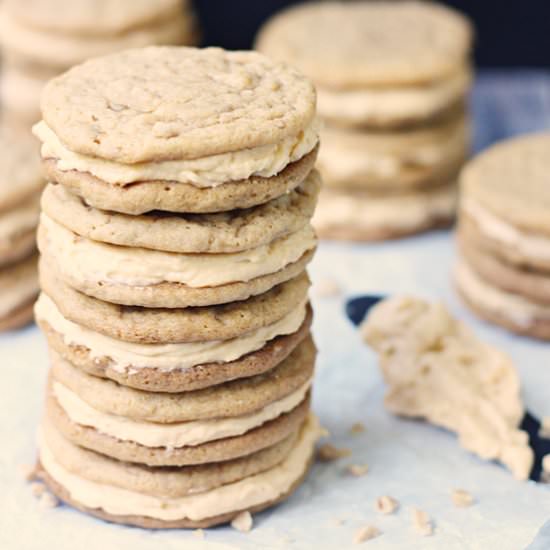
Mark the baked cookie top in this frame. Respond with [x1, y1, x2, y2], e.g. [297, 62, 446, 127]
[3, 0, 184, 36]
[40, 47, 317, 163]
[461, 133, 550, 235]
[256, 1, 472, 88]
[0, 123, 43, 211]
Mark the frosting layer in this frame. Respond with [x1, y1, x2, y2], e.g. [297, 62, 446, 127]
[33, 118, 321, 187]
[39, 214, 317, 288]
[35, 293, 307, 371]
[39, 414, 321, 521]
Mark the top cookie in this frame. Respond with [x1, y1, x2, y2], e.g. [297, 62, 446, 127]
[256, 1, 472, 88]
[0, 123, 43, 212]
[3, 0, 184, 36]
[40, 47, 317, 164]
[461, 133, 550, 236]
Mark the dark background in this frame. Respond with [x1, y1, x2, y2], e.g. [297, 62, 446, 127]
[194, 0, 550, 68]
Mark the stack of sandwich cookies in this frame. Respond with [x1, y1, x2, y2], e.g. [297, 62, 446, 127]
[456, 133, 550, 340]
[0, 123, 43, 330]
[0, 0, 197, 124]
[33, 46, 323, 528]
[257, 0, 473, 240]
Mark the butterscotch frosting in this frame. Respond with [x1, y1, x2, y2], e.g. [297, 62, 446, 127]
[53, 378, 312, 448]
[455, 260, 550, 327]
[35, 293, 308, 371]
[39, 414, 321, 521]
[362, 295, 533, 480]
[39, 213, 317, 288]
[313, 185, 456, 233]
[317, 68, 471, 125]
[462, 198, 550, 262]
[33, 118, 321, 187]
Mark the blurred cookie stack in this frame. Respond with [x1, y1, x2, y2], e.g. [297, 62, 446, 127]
[0, 0, 197, 125]
[456, 134, 550, 340]
[257, 0, 473, 240]
[0, 125, 43, 330]
[33, 47, 323, 527]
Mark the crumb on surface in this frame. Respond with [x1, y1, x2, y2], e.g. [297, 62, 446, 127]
[314, 278, 341, 298]
[411, 508, 433, 536]
[353, 525, 381, 544]
[30, 482, 46, 497]
[231, 511, 253, 533]
[18, 463, 36, 481]
[375, 495, 399, 515]
[350, 422, 366, 435]
[318, 443, 352, 462]
[39, 492, 59, 509]
[347, 463, 369, 477]
[193, 529, 205, 539]
[451, 489, 475, 508]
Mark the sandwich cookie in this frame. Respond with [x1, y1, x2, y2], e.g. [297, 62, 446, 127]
[456, 133, 550, 339]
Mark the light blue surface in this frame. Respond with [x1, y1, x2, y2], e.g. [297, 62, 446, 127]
[1, 72, 550, 549]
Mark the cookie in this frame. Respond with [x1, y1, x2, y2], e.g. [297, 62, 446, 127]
[4, 0, 186, 36]
[41, 173, 320, 254]
[0, 10, 195, 71]
[256, 1, 472, 126]
[39, 47, 316, 163]
[38, 213, 316, 308]
[0, 254, 39, 330]
[317, 112, 468, 191]
[313, 182, 456, 241]
[37, 414, 320, 528]
[41, 148, 318, 215]
[458, 233, 550, 305]
[37, 298, 312, 393]
[0, 123, 43, 212]
[41, 413, 299, 498]
[47, 388, 311, 466]
[455, 260, 550, 340]
[40, 265, 311, 344]
[49, 336, 315, 423]
[460, 133, 550, 237]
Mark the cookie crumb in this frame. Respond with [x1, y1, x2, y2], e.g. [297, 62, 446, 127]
[30, 482, 46, 497]
[411, 508, 433, 536]
[231, 511, 253, 533]
[353, 525, 381, 544]
[451, 489, 474, 508]
[39, 492, 59, 509]
[315, 278, 341, 298]
[347, 463, 369, 477]
[539, 417, 550, 438]
[350, 422, 366, 435]
[318, 443, 352, 462]
[193, 529, 205, 539]
[18, 463, 36, 481]
[375, 495, 399, 515]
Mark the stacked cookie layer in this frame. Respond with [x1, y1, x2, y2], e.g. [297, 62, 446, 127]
[456, 133, 550, 340]
[0, 123, 43, 330]
[34, 46, 323, 528]
[257, 0, 473, 240]
[0, 0, 197, 124]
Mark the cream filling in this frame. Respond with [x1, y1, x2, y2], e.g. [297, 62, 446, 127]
[35, 293, 307, 371]
[462, 198, 550, 262]
[53, 379, 313, 448]
[33, 118, 321, 187]
[40, 214, 317, 287]
[317, 68, 471, 123]
[39, 414, 320, 521]
[313, 186, 456, 232]
[361, 296, 533, 481]
[455, 260, 550, 327]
